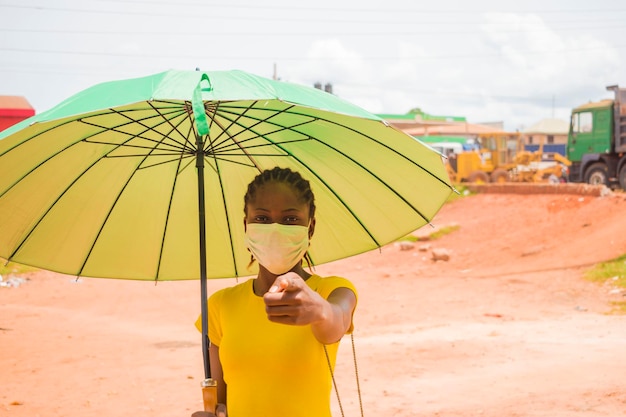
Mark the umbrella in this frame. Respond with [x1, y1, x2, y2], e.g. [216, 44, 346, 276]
[0, 69, 453, 410]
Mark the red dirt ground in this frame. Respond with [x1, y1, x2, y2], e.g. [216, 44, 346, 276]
[2, 186, 626, 417]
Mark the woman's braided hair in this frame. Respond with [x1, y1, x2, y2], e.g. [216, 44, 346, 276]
[244, 167, 316, 218]
[244, 167, 316, 269]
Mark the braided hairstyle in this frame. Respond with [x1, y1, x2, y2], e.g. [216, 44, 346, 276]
[244, 166, 316, 269]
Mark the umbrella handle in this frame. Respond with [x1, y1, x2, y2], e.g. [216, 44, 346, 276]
[201, 379, 217, 413]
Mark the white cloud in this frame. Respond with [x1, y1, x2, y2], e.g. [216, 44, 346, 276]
[2, 1, 625, 132]
[286, 39, 370, 83]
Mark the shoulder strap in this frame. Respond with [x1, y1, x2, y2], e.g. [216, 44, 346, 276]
[324, 333, 364, 417]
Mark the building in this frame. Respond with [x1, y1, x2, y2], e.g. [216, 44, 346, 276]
[377, 109, 506, 140]
[521, 118, 569, 155]
[0, 96, 35, 131]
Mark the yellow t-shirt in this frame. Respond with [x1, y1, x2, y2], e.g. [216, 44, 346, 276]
[194, 274, 357, 417]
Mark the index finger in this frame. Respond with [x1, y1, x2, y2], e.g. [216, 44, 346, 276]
[268, 273, 299, 293]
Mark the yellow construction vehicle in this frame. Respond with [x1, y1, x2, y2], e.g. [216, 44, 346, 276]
[445, 133, 571, 184]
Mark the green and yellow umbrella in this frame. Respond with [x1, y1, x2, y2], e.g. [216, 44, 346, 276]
[0, 69, 453, 408]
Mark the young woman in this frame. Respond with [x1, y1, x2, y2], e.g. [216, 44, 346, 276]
[193, 167, 358, 417]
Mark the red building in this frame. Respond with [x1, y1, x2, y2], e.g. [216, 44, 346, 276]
[0, 96, 35, 131]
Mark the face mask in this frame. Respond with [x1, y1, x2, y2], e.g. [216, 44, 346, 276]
[244, 223, 310, 275]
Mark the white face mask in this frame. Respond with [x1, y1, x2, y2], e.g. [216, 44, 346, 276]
[244, 223, 310, 275]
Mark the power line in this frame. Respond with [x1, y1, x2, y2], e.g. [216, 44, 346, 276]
[0, 65, 588, 109]
[1, 24, 625, 37]
[2, 3, 626, 24]
[1, 43, 624, 61]
[4, 1, 626, 15]
[341, 83, 559, 103]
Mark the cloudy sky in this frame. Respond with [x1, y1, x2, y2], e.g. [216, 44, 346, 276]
[1, 0, 624, 131]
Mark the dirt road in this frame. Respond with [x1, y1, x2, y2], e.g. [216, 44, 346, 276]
[2, 188, 626, 416]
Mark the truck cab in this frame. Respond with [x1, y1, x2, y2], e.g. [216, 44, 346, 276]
[567, 85, 626, 189]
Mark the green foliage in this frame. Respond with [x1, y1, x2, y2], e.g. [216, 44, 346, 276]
[585, 254, 626, 315]
[400, 224, 461, 242]
[0, 259, 39, 276]
[428, 225, 461, 240]
[446, 185, 475, 203]
[397, 188, 465, 243]
[609, 301, 626, 314]
[585, 254, 626, 288]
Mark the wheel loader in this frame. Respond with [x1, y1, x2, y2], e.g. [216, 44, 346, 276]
[445, 133, 571, 184]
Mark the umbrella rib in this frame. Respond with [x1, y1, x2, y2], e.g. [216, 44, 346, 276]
[0, 104, 187, 158]
[154, 142, 189, 281]
[246, 139, 385, 247]
[229, 105, 449, 243]
[208, 120, 316, 155]
[114, 104, 191, 145]
[79, 107, 193, 153]
[136, 154, 195, 170]
[209, 101, 434, 246]
[203, 155, 257, 169]
[0, 116, 90, 159]
[74, 140, 184, 279]
[96, 103, 199, 156]
[204, 101, 283, 169]
[0, 100, 200, 276]
[147, 100, 199, 151]
[202, 101, 258, 277]
[206, 103, 316, 154]
[4, 142, 130, 263]
[207, 128, 384, 246]
[329, 147, 451, 225]
[206, 105, 389, 249]
[84, 105, 193, 151]
[4, 117, 189, 277]
[210, 135, 314, 157]
[148, 102, 203, 280]
[267, 104, 452, 190]
[1, 92, 450, 275]
[83, 140, 188, 155]
[75, 103, 201, 278]
[0, 122, 131, 201]
[211, 103, 448, 229]
[204, 154, 241, 277]
[4, 161, 100, 262]
[205, 100, 287, 150]
[75, 103, 199, 172]
[317, 136, 444, 225]
[98, 151, 194, 159]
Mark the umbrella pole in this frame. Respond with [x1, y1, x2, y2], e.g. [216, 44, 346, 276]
[196, 134, 217, 412]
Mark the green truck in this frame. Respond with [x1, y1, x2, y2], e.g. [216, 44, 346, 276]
[567, 85, 626, 190]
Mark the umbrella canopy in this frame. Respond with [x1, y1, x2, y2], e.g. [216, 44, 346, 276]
[0, 69, 452, 281]
[0, 69, 453, 389]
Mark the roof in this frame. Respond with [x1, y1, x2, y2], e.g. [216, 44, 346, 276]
[402, 122, 505, 136]
[414, 135, 468, 144]
[377, 111, 466, 123]
[573, 99, 613, 111]
[523, 118, 569, 135]
[0, 95, 35, 117]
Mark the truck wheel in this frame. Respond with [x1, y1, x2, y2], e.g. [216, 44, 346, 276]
[467, 170, 490, 183]
[619, 164, 626, 190]
[584, 163, 608, 186]
[490, 169, 509, 183]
